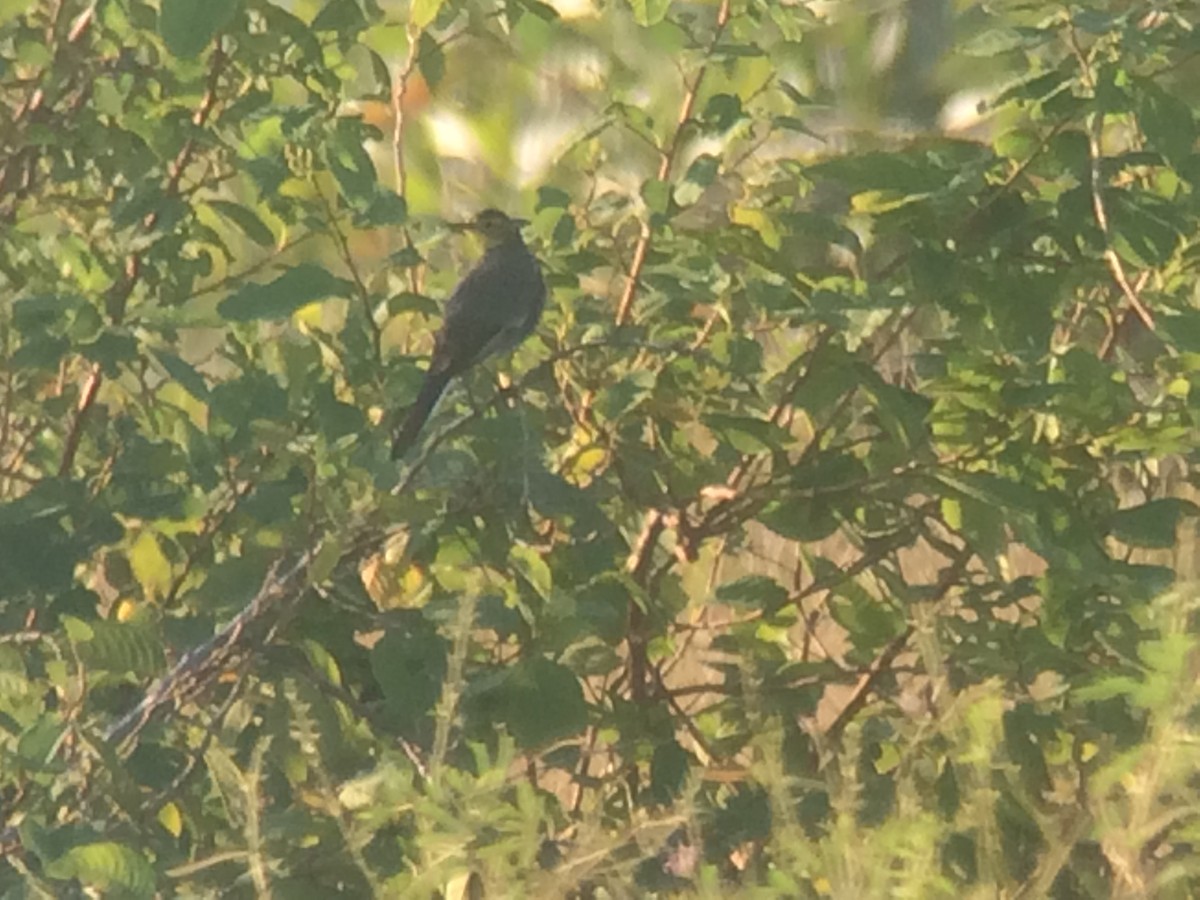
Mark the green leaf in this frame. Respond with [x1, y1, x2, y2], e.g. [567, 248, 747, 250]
[159, 0, 241, 59]
[354, 191, 408, 228]
[759, 497, 840, 542]
[328, 119, 379, 205]
[934, 472, 1042, 531]
[69, 617, 165, 678]
[45, 842, 155, 898]
[1154, 310, 1200, 350]
[1109, 499, 1198, 549]
[312, 0, 367, 35]
[365, 48, 391, 94]
[807, 151, 949, 196]
[13, 294, 82, 333]
[649, 740, 690, 802]
[831, 583, 904, 652]
[16, 716, 66, 766]
[411, 0, 446, 28]
[389, 246, 425, 269]
[1109, 190, 1183, 267]
[1134, 78, 1196, 164]
[0, 483, 112, 594]
[572, 577, 629, 644]
[936, 762, 960, 819]
[642, 178, 671, 216]
[684, 154, 720, 187]
[150, 349, 211, 400]
[511, 544, 552, 596]
[703, 93, 743, 132]
[417, 31, 445, 87]
[491, 657, 587, 748]
[862, 380, 931, 450]
[208, 200, 274, 247]
[1073, 674, 1144, 703]
[217, 265, 352, 320]
[594, 370, 656, 421]
[959, 27, 1028, 57]
[370, 623, 448, 731]
[537, 186, 572, 209]
[789, 452, 868, 493]
[703, 413, 788, 453]
[716, 575, 789, 612]
[629, 0, 670, 27]
[1108, 561, 1175, 605]
[129, 530, 172, 600]
[11, 335, 70, 371]
[386, 291, 438, 316]
[242, 473, 307, 523]
[713, 43, 767, 59]
[0, 0, 30, 29]
[779, 81, 811, 107]
[81, 331, 140, 377]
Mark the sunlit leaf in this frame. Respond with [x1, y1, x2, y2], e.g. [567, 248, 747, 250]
[45, 842, 155, 897]
[410, 0, 445, 28]
[208, 200, 274, 246]
[217, 265, 353, 320]
[628, 0, 670, 27]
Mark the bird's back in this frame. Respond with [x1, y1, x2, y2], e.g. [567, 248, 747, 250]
[437, 238, 545, 374]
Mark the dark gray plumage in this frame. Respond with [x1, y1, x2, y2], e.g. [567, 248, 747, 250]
[391, 209, 546, 458]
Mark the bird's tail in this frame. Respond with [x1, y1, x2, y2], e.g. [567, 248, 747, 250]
[391, 370, 452, 459]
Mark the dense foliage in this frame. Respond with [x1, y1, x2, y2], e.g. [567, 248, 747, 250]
[3, 0, 1200, 896]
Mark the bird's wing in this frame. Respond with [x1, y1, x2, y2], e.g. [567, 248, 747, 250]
[433, 255, 539, 375]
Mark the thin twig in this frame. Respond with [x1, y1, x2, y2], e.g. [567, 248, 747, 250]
[316, 182, 385, 364]
[1065, 21, 1156, 332]
[392, 25, 421, 204]
[392, 25, 423, 294]
[619, 507, 667, 772]
[56, 364, 102, 478]
[614, 0, 733, 326]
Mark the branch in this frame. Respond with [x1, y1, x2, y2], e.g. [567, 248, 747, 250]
[614, 0, 733, 326]
[104, 545, 322, 749]
[624, 509, 666, 714]
[391, 25, 422, 205]
[1065, 22, 1156, 334]
[55, 364, 102, 478]
[56, 41, 228, 476]
[822, 626, 915, 745]
[317, 183, 384, 364]
[824, 547, 972, 743]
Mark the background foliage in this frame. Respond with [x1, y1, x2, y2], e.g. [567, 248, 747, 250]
[3, 0, 1200, 896]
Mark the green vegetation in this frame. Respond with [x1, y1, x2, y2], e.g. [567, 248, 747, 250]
[3, 0, 1200, 896]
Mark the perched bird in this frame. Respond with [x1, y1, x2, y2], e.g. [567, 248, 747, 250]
[391, 209, 546, 458]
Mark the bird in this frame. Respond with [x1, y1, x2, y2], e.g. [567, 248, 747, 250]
[390, 209, 546, 458]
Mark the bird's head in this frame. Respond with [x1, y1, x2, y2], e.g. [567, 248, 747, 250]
[451, 209, 528, 246]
